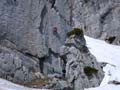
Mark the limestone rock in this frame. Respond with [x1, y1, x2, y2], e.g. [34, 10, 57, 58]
[73, 0, 120, 45]
[43, 78, 73, 90]
[59, 33, 104, 90]
[0, 0, 72, 82]
[0, 0, 72, 58]
[0, 45, 40, 83]
[42, 29, 104, 90]
[0, 0, 105, 90]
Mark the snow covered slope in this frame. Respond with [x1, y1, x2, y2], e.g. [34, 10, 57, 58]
[85, 36, 120, 90]
[0, 78, 47, 90]
[0, 36, 120, 90]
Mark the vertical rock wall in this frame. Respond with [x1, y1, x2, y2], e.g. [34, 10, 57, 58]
[0, 0, 72, 82]
[73, 0, 120, 45]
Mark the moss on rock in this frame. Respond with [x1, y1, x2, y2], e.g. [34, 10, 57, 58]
[84, 66, 98, 76]
[67, 28, 83, 37]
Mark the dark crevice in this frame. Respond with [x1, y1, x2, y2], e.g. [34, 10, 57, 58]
[69, 61, 74, 66]
[60, 55, 67, 65]
[62, 69, 66, 77]
[98, 7, 113, 38]
[109, 80, 120, 85]
[5, 0, 18, 6]
[0, 39, 38, 60]
[100, 7, 112, 24]
[39, 57, 46, 73]
[83, 0, 89, 3]
[1, 39, 40, 60]
[49, 0, 56, 8]
[105, 36, 116, 44]
[60, 55, 67, 78]
[80, 45, 89, 53]
[39, 5, 47, 34]
[49, 2, 71, 26]
[24, 52, 37, 58]
[49, 48, 59, 58]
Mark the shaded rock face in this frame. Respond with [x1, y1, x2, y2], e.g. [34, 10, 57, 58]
[73, 0, 120, 45]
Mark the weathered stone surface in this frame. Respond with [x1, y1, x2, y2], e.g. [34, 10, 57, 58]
[0, 0, 105, 90]
[0, 0, 72, 82]
[43, 78, 73, 90]
[73, 0, 120, 45]
[0, 0, 48, 58]
[42, 30, 104, 90]
[59, 33, 104, 90]
[0, 0, 71, 58]
[0, 45, 40, 83]
[39, 0, 72, 76]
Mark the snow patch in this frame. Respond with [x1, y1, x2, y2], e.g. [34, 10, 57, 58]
[0, 78, 49, 90]
[85, 36, 120, 90]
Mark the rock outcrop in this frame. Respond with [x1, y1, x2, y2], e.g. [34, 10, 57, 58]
[58, 29, 104, 90]
[40, 29, 104, 90]
[0, 0, 71, 82]
[0, 0, 104, 90]
[73, 0, 120, 45]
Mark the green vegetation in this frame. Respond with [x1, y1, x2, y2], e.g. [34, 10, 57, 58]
[84, 66, 98, 76]
[67, 28, 83, 37]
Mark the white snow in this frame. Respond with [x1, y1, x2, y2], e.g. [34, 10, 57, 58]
[0, 78, 49, 90]
[85, 36, 120, 90]
[0, 35, 120, 90]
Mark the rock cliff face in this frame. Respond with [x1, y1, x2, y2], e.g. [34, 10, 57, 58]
[0, 0, 104, 90]
[74, 0, 120, 45]
[0, 0, 72, 58]
[0, 0, 71, 82]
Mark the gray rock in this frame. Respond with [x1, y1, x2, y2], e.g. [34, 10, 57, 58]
[43, 78, 73, 90]
[0, 45, 40, 83]
[73, 0, 120, 45]
[0, 0, 72, 81]
[43, 32, 104, 90]
[60, 34, 104, 90]
[0, 0, 72, 58]
[0, 0, 105, 90]
[0, 0, 48, 58]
